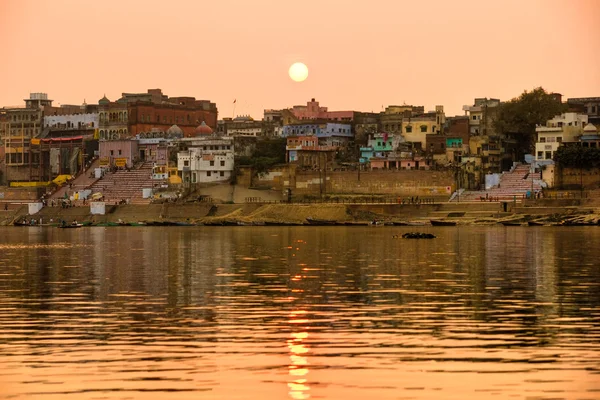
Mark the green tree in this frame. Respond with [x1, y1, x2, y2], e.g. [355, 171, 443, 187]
[234, 137, 286, 176]
[554, 145, 600, 169]
[494, 87, 567, 156]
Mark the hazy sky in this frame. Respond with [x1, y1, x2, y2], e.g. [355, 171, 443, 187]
[1, 0, 599, 119]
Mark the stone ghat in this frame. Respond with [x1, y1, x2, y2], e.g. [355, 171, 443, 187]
[3, 202, 598, 227]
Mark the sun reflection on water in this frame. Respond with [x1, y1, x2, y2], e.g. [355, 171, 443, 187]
[287, 312, 310, 399]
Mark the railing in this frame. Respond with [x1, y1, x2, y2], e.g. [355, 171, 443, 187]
[245, 197, 439, 205]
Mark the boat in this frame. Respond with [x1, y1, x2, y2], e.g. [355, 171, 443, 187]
[501, 221, 523, 226]
[59, 223, 83, 229]
[399, 232, 436, 239]
[430, 220, 457, 226]
[13, 220, 36, 227]
[527, 221, 545, 226]
[392, 221, 409, 226]
[405, 221, 428, 226]
[305, 217, 336, 225]
[174, 221, 194, 226]
[369, 221, 385, 226]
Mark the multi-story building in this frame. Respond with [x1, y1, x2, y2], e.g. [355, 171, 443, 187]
[177, 136, 234, 184]
[360, 133, 394, 165]
[217, 116, 263, 137]
[567, 97, 600, 125]
[98, 95, 129, 140]
[285, 135, 336, 169]
[380, 105, 424, 135]
[401, 106, 446, 150]
[290, 98, 354, 122]
[535, 112, 588, 161]
[98, 89, 218, 140]
[426, 116, 470, 165]
[2, 93, 52, 182]
[462, 98, 500, 136]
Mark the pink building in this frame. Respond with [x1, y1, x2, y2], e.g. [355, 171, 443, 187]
[291, 98, 355, 122]
[99, 140, 138, 168]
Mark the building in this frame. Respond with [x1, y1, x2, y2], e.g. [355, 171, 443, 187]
[2, 93, 52, 182]
[463, 98, 500, 136]
[535, 112, 588, 161]
[360, 133, 394, 165]
[285, 135, 336, 169]
[579, 124, 600, 148]
[177, 136, 234, 184]
[380, 105, 424, 135]
[567, 97, 600, 125]
[426, 116, 470, 166]
[290, 98, 354, 122]
[217, 116, 263, 137]
[401, 106, 446, 149]
[98, 95, 129, 140]
[98, 89, 218, 140]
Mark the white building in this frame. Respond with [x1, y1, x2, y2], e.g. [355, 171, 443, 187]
[177, 137, 234, 184]
[44, 112, 98, 130]
[535, 112, 588, 161]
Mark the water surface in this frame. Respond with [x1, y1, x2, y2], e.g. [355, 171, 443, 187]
[0, 226, 599, 399]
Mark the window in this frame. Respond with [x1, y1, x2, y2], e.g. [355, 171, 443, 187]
[538, 151, 543, 159]
[220, 171, 224, 177]
[546, 151, 552, 159]
[210, 161, 214, 166]
[539, 137, 546, 143]
[207, 171, 211, 177]
[118, 150, 122, 155]
[420, 126, 427, 133]
[406, 126, 412, 133]
[184, 160, 189, 167]
[220, 160, 225, 166]
[472, 115, 477, 120]
[110, 150, 114, 156]
[593, 106, 597, 114]
[432, 126, 436, 133]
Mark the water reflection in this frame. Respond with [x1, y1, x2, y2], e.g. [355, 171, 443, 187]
[0, 226, 599, 399]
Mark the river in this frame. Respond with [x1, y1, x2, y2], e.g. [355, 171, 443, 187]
[0, 226, 599, 399]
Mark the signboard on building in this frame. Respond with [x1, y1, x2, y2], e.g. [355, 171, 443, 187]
[90, 202, 106, 215]
[115, 158, 127, 167]
[99, 157, 109, 166]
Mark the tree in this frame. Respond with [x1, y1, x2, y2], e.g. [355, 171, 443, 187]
[234, 137, 286, 177]
[554, 145, 600, 169]
[494, 87, 567, 156]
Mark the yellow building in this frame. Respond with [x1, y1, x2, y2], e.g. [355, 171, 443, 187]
[401, 106, 445, 149]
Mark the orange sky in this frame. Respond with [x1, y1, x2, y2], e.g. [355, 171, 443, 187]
[1, 0, 599, 118]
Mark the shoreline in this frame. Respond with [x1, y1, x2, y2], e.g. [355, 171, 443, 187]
[2, 201, 599, 227]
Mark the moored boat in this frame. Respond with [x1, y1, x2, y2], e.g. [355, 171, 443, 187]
[59, 223, 83, 229]
[305, 217, 336, 225]
[430, 220, 457, 226]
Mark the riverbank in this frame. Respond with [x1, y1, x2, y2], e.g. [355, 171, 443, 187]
[2, 201, 600, 226]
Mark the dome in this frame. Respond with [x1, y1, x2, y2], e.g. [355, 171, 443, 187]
[166, 124, 183, 136]
[195, 121, 213, 135]
[98, 94, 110, 105]
[583, 123, 597, 132]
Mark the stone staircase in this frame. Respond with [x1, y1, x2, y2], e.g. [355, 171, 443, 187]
[87, 162, 166, 205]
[457, 164, 543, 202]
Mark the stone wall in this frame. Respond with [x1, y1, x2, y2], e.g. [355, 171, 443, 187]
[238, 165, 454, 197]
[555, 166, 600, 189]
[0, 187, 45, 202]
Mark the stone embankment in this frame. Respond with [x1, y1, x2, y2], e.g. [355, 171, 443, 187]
[2, 201, 600, 226]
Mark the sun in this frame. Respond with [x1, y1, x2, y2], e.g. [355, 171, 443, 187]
[289, 62, 309, 82]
